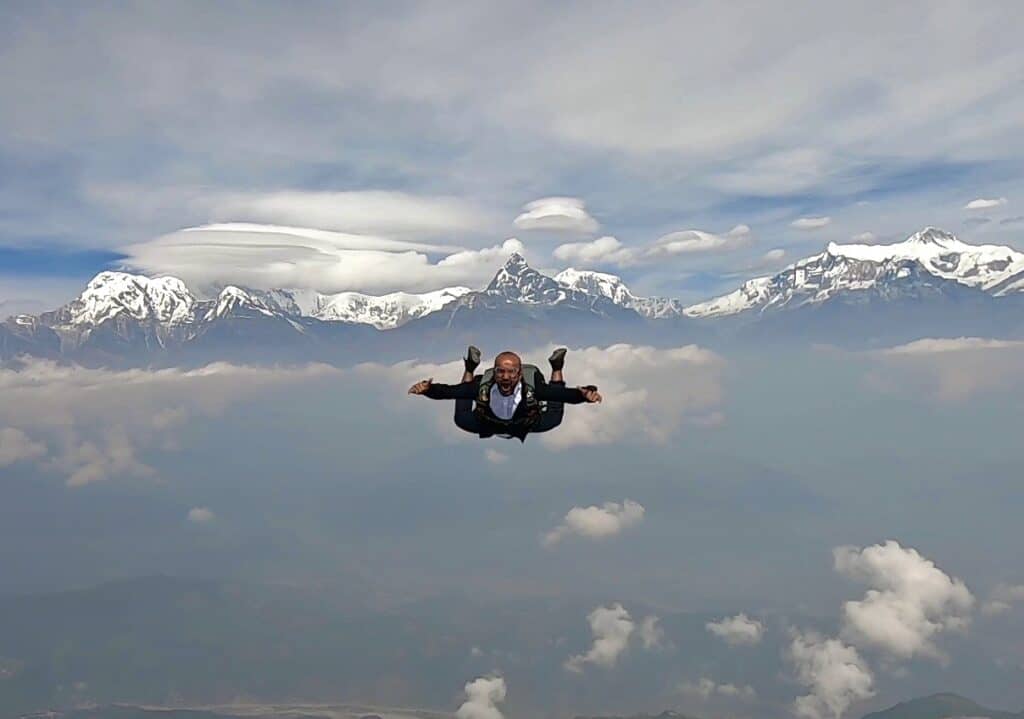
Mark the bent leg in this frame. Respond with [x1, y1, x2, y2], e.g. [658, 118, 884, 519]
[454, 387, 484, 434]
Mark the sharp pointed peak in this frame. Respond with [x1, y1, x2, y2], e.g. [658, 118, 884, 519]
[502, 251, 530, 268]
[907, 226, 958, 244]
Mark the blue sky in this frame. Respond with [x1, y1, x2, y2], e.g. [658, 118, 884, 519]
[1, 1, 1023, 310]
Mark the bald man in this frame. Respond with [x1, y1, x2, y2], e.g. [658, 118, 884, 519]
[408, 347, 602, 442]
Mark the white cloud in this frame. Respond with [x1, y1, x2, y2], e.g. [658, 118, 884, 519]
[964, 197, 1007, 210]
[791, 217, 832, 230]
[645, 224, 751, 257]
[851, 232, 876, 242]
[678, 677, 755, 701]
[542, 499, 645, 547]
[639, 615, 664, 650]
[89, 186, 495, 237]
[565, 603, 634, 673]
[186, 507, 215, 523]
[981, 584, 1024, 616]
[706, 613, 764, 646]
[0, 360, 343, 486]
[0, 427, 47, 467]
[761, 248, 786, 263]
[514, 197, 599, 234]
[553, 236, 636, 267]
[789, 631, 875, 719]
[834, 541, 974, 662]
[456, 676, 507, 719]
[876, 337, 1024, 356]
[536, 344, 727, 449]
[484, 448, 508, 464]
[121, 224, 525, 294]
[206, 190, 492, 236]
[867, 337, 1024, 402]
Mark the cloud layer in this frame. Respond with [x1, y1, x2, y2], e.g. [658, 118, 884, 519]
[121, 224, 525, 294]
[0, 360, 343, 486]
[867, 337, 1024, 402]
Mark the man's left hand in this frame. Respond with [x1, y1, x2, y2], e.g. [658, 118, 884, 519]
[580, 386, 602, 403]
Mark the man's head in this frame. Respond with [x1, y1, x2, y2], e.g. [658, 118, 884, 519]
[493, 351, 522, 394]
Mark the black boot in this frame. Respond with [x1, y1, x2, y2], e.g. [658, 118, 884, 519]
[465, 345, 481, 373]
[548, 347, 567, 371]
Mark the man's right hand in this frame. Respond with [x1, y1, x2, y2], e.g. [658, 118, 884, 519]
[408, 378, 433, 395]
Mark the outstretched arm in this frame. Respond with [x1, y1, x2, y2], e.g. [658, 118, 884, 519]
[408, 377, 479, 400]
[536, 383, 602, 404]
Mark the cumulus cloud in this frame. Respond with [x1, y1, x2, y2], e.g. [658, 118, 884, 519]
[706, 613, 764, 646]
[542, 499, 645, 547]
[0, 427, 47, 467]
[0, 360, 343, 486]
[553, 236, 636, 267]
[760, 248, 786, 263]
[536, 344, 726, 449]
[514, 197, 599, 234]
[639, 615, 664, 650]
[678, 677, 756, 701]
[867, 337, 1024, 402]
[121, 223, 525, 294]
[834, 541, 974, 661]
[964, 197, 1007, 210]
[186, 507, 215, 523]
[645, 224, 751, 257]
[791, 216, 832, 230]
[851, 232, 876, 242]
[789, 631, 874, 719]
[982, 584, 1024, 616]
[456, 676, 507, 719]
[565, 603, 634, 673]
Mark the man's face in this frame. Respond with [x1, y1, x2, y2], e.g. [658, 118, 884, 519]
[494, 356, 522, 394]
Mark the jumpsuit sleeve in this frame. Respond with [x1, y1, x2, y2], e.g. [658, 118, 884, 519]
[536, 383, 588, 404]
[422, 380, 479, 400]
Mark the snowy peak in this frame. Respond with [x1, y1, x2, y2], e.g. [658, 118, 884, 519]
[484, 252, 572, 304]
[824, 227, 1024, 292]
[554, 268, 686, 318]
[313, 286, 471, 329]
[63, 271, 197, 326]
[555, 268, 638, 305]
[205, 286, 278, 321]
[686, 227, 1024, 318]
[906, 227, 959, 246]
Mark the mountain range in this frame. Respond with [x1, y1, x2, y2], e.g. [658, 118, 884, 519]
[2, 227, 1022, 366]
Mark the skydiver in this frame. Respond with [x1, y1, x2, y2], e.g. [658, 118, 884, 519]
[407, 346, 602, 442]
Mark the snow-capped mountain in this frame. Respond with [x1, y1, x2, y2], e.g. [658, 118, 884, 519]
[312, 287, 472, 329]
[555, 268, 686, 318]
[684, 227, 1024, 318]
[5, 227, 1024, 366]
[51, 271, 197, 327]
[204, 286, 279, 321]
[451, 252, 625, 316]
